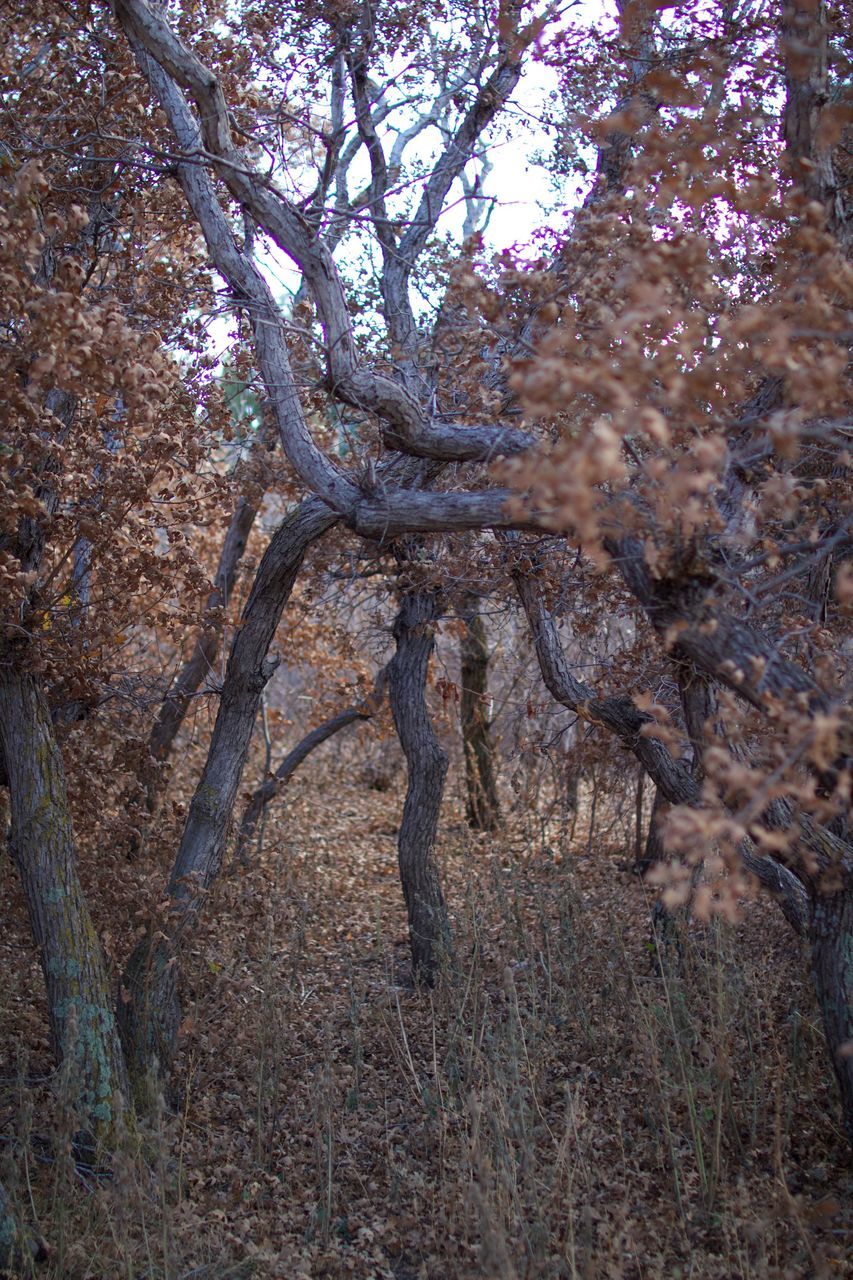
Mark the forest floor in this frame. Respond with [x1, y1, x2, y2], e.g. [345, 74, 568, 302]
[2, 737, 852, 1279]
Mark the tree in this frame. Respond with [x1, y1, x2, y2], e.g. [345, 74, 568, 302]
[503, 0, 852, 1133]
[388, 569, 450, 981]
[2, 0, 851, 1165]
[108, 0, 543, 1058]
[110, 0, 851, 1139]
[0, 18, 220, 1139]
[0, 1179, 43, 1274]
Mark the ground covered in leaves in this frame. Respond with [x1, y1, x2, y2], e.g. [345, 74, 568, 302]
[2, 736, 852, 1279]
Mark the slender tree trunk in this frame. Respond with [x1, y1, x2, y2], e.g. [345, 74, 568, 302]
[634, 768, 644, 866]
[0, 669, 128, 1150]
[782, 0, 853, 1141]
[635, 784, 668, 876]
[809, 886, 853, 1146]
[648, 670, 713, 943]
[146, 491, 260, 798]
[235, 667, 388, 864]
[0, 1179, 42, 1273]
[117, 498, 336, 1102]
[512, 556, 853, 1141]
[459, 601, 500, 832]
[388, 588, 449, 983]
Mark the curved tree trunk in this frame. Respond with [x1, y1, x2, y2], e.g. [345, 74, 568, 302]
[235, 665, 389, 864]
[236, 709, 366, 864]
[117, 498, 336, 1103]
[809, 886, 853, 1146]
[615, 537, 853, 1138]
[512, 556, 853, 1144]
[388, 588, 449, 983]
[459, 600, 500, 832]
[0, 669, 128, 1151]
[510, 558, 810, 935]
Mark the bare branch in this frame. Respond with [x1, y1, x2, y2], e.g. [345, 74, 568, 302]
[235, 664, 390, 863]
[116, 0, 536, 467]
[508, 539, 810, 934]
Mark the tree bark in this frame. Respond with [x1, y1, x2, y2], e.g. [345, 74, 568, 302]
[809, 886, 853, 1146]
[388, 588, 449, 983]
[611, 544, 853, 1142]
[781, 0, 850, 245]
[0, 669, 128, 1150]
[148, 492, 259, 772]
[612, 536, 836, 718]
[509, 554, 810, 935]
[636, 784, 668, 877]
[235, 665, 388, 864]
[459, 601, 500, 832]
[0, 1179, 43, 1273]
[117, 498, 336, 1102]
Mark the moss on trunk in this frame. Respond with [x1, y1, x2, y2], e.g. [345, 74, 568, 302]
[0, 669, 128, 1151]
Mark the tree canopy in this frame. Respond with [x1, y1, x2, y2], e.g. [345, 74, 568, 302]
[1, 0, 851, 1273]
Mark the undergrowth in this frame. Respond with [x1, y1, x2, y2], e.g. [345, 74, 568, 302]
[1, 757, 851, 1279]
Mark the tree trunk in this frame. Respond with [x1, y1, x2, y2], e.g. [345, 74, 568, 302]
[647, 669, 714, 934]
[388, 588, 449, 983]
[0, 1179, 43, 1273]
[235, 666, 388, 864]
[781, 0, 850, 246]
[146, 490, 260, 800]
[809, 886, 853, 1146]
[510, 555, 810, 934]
[117, 498, 336, 1102]
[635, 784, 668, 876]
[459, 601, 500, 832]
[0, 669, 128, 1151]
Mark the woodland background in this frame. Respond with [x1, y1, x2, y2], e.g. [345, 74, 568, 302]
[1, 0, 852, 1276]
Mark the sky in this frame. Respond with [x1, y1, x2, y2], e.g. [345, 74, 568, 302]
[205, 5, 604, 355]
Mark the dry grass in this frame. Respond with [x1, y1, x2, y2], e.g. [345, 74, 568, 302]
[1, 747, 851, 1279]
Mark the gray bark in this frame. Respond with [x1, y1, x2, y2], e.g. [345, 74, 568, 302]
[0, 668, 128, 1149]
[809, 886, 853, 1145]
[781, 0, 850, 245]
[345, 3, 526, 388]
[512, 560, 709, 808]
[388, 588, 449, 982]
[611, 543, 853, 1142]
[0, 1179, 43, 1273]
[459, 602, 501, 832]
[148, 492, 259, 770]
[514, 554, 853, 1142]
[613, 537, 835, 717]
[117, 498, 335, 1101]
[510, 553, 810, 935]
[648, 670, 717, 945]
[117, 0, 538, 545]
